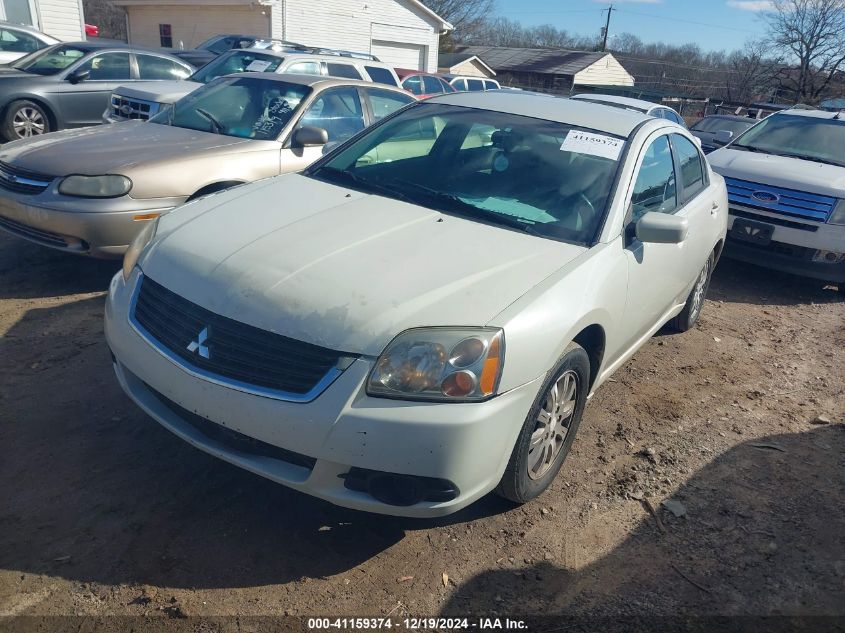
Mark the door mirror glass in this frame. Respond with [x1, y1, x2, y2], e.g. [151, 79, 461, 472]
[714, 129, 734, 146]
[636, 211, 688, 244]
[291, 125, 328, 148]
[67, 68, 90, 83]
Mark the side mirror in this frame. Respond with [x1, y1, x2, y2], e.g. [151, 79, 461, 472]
[67, 69, 90, 84]
[713, 129, 734, 147]
[635, 212, 688, 244]
[291, 125, 328, 148]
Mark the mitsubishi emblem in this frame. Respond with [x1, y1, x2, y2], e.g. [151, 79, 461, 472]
[187, 326, 211, 359]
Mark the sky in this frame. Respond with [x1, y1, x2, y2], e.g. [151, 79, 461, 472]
[492, 0, 774, 53]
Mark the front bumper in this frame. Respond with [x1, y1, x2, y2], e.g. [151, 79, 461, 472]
[725, 211, 845, 284]
[0, 187, 183, 258]
[105, 271, 543, 517]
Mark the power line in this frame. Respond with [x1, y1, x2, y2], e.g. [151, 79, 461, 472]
[614, 8, 759, 34]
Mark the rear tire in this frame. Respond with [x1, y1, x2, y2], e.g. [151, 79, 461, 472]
[496, 342, 590, 504]
[2, 100, 51, 141]
[668, 252, 714, 332]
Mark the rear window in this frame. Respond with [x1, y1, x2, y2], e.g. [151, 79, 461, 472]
[326, 62, 363, 80]
[365, 65, 397, 86]
[484, 80, 498, 90]
[191, 50, 283, 84]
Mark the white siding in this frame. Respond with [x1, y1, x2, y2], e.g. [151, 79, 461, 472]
[442, 59, 493, 78]
[281, 0, 440, 71]
[36, 0, 84, 41]
[573, 54, 634, 87]
[126, 4, 269, 49]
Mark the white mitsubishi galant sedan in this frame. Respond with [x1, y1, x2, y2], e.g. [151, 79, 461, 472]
[105, 92, 727, 517]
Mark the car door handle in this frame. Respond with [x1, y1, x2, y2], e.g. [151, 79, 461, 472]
[710, 201, 720, 215]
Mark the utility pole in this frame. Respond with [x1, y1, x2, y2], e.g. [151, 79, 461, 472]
[600, 4, 614, 52]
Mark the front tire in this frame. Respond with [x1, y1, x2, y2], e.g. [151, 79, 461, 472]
[2, 100, 51, 141]
[668, 252, 714, 332]
[496, 342, 590, 504]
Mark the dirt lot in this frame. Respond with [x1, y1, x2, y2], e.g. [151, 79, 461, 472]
[0, 231, 843, 627]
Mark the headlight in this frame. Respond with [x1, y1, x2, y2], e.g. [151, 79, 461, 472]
[829, 199, 845, 225]
[122, 218, 158, 281]
[367, 328, 504, 401]
[59, 174, 132, 198]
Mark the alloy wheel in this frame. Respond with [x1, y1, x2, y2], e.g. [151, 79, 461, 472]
[527, 369, 579, 480]
[12, 107, 46, 138]
[689, 257, 711, 322]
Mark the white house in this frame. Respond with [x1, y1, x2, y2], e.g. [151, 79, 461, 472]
[0, 0, 85, 41]
[113, 0, 452, 72]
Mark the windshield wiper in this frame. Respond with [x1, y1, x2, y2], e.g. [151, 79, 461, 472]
[314, 167, 416, 204]
[195, 107, 223, 134]
[771, 152, 844, 167]
[385, 178, 542, 235]
[731, 144, 775, 155]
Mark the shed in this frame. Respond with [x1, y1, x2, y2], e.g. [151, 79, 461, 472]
[438, 52, 495, 78]
[450, 45, 634, 93]
[0, 0, 85, 41]
[113, 0, 452, 72]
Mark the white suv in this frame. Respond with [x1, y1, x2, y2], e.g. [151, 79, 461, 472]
[105, 49, 401, 123]
[708, 109, 845, 292]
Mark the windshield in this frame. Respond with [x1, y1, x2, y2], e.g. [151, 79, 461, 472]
[730, 113, 845, 166]
[190, 50, 284, 84]
[149, 76, 310, 140]
[12, 44, 88, 75]
[310, 103, 626, 245]
[692, 117, 755, 135]
[195, 35, 248, 55]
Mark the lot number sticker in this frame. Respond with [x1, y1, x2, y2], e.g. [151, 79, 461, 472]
[246, 60, 272, 72]
[561, 130, 623, 161]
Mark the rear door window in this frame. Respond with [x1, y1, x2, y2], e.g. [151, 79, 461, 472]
[286, 60, 322, 76]
[365, 87, 414, 121]
[467, 78, 484, 91]
[365, 65, 397, 86]
[326, 62, 363, 80]
[483, 80, 498, 90]
[451, 78, 466, 91]
[136, 54, 191, 80]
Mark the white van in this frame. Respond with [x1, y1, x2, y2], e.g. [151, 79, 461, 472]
[448, 76, 501, 92]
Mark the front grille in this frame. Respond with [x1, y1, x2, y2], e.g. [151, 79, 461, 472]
[110, 94, 159, 121]
[133, 276, 349, 397]
[147, 384, 316, 470]
[725, 177, 835, 223]
[0, 216, 69, 248]
[0, 162, 53, 195]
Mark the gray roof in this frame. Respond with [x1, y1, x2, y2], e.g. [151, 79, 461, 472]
[452, 46, 606, 77]
[438, 52, 476, 68]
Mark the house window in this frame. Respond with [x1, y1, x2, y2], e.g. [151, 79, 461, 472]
[159, 24, 172, 48]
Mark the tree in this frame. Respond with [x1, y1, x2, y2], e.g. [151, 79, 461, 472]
[82, 0, 127, 40]
[725, 41, 782, 104]
[422, 0, 496, 49]
[766, 0, 845, 102]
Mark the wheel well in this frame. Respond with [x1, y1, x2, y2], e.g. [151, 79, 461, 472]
[3, 97, 57, 131]
[187, 181, 244, 201]
[573, 325, 605, 389]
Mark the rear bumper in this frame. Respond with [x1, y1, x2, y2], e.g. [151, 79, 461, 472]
[0, 190, 183, 258]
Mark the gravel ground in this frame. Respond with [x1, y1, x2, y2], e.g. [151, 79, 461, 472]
[0, 232, 843, 627]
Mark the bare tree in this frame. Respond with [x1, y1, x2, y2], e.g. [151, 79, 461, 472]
[725, 41, 781, 104]
[766, 0, 845, 102]
[82, 0, 127, 40]
[422, 0, 496, 49]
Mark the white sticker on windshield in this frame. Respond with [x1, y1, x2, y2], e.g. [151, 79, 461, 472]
[561, 130, 623, 161]
[245, 60, 272, 72]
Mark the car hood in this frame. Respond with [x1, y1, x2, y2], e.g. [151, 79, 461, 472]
[114, 80, 201, 104]
[0, 67, 37, 80]
[0, 122, 255, 176]
[708, 148, 845, 196]
[141, 174, 587, 356]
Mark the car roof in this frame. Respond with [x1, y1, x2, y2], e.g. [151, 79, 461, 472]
[571, 93, 667, 113]
[0, 20, 55, 38]
[427, 90, 652, 137]
[703, 114, 754, 121]
[777, 108, 845, 120]
[45, 40, 180, 55]
[225, 72, 408, 92]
